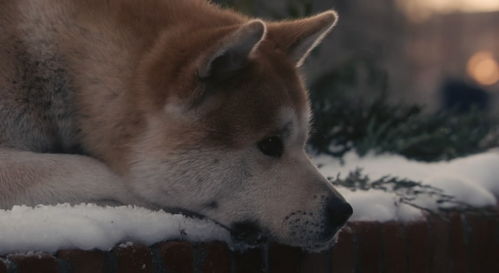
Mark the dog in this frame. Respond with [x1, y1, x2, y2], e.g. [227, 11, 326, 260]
[0, 0, 352, 250]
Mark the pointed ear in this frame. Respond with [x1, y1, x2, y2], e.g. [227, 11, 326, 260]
[199, 20, 267, 80]
[268, 11, 338, 67]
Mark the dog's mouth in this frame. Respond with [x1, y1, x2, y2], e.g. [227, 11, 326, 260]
[229, 220, 267, 246]
[164, 208, 268, 246]
[163, 207, 346, 251]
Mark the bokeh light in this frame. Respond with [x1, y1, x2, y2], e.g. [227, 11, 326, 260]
[467, 51, 499, 86]
[398, 0, 499, 22]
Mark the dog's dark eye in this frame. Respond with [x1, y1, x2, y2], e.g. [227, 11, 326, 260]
[257, 136, 283, 158]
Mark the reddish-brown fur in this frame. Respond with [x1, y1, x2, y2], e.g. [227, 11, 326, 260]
[0, 0, 336, 174]
[48, 0, 329, 172]
[0, 1, 350, 249]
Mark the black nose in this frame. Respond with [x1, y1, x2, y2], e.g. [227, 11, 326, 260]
[322, 197, 353, 238]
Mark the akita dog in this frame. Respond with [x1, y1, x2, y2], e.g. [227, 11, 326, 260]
[0, 0, 352, 250]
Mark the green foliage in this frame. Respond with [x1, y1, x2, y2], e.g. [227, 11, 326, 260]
[309, 61, 499, 161]
[329, 169, 496, 214]
[283, 0, 313, 18]
[212, 0, 313, 18]
[212, 0, 253, 12]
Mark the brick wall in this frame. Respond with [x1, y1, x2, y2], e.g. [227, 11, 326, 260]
[1, 212, 498, 273]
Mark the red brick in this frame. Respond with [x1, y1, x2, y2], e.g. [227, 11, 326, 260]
[331, 226, 355, 273]
[466, 214, 499, 273]
[157, 241, 193, 273]
[233, 247, 265, 273]
[427, 216, 450, 273]
[268, 243, 304, 273]
[199, 242, 230, 273]
[494, 215, 499, 244]
[352, 222, 382, 273]
[381, 222, 408, 273]
[9, 253, 59, 273]
[493, 216, 499, 272]
[57, 249, 107, 273]
[113, 243, 153, 273]
[0, 258, 8, 273]
[448, 213, 469, 273]
[301, 250, 331, 273]
[405, 221, 431, 273]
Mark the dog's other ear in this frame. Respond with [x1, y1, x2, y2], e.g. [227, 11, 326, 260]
[199, 20, 267, 80]
[268, 11, 338, 67]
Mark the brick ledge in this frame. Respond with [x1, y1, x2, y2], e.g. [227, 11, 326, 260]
[1, 212, 498, 273]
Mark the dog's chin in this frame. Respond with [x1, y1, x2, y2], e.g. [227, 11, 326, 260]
[162, 209, 341, 252]
[300, 234, 339, 253]
[281, 228, 343, 253]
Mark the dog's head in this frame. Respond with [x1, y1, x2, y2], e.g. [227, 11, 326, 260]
[128, 10, 352, 250]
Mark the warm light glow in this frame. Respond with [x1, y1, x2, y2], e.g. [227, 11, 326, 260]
[423, 0, 499, 13]
[398, 0, 499, 22]
[467, 51, 499, 86]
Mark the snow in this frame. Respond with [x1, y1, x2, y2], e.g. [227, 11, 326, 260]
[315, 149, 499, 222]
[0, 150, 497, 253]
[0, 204, 230, 255]
[338, 189, 424, 222]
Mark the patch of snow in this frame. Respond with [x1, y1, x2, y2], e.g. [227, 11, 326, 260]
[337, 189, 423, 222]
[316, 150, 499, 222]
[0, 204, 230, 255]
[0, 150, 497, 253]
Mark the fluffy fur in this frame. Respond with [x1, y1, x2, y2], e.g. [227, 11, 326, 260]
[0, 0, 351, 250]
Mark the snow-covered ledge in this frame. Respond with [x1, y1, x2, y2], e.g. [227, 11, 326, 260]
[316, 150, 499, 222]
[1, 151, 498, 273]
[0, 204, 230, 255]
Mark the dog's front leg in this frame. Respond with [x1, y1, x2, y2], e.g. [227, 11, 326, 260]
[0, 148, 142, 209]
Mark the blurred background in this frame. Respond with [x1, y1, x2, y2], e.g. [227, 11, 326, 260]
[214, 0, 499, 161]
